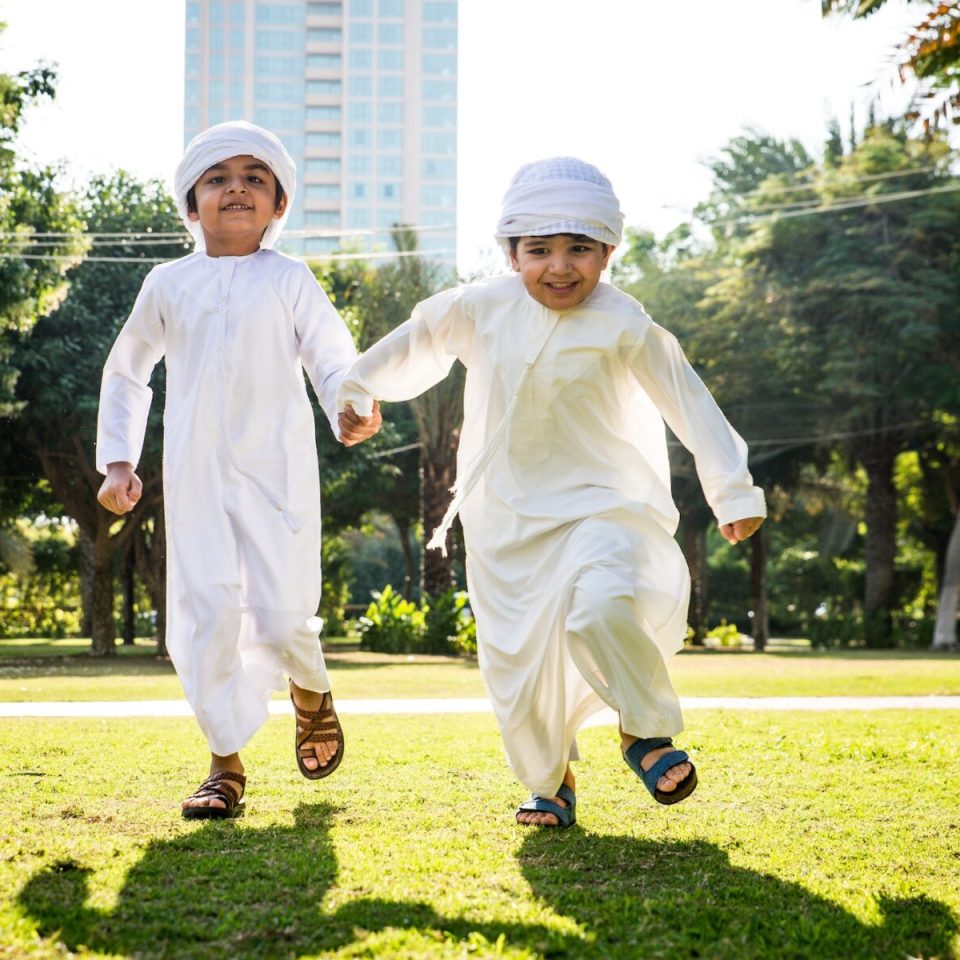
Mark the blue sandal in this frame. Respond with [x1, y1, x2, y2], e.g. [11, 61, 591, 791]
[623, 737, 697, 805]
[515, 783, 577, 828]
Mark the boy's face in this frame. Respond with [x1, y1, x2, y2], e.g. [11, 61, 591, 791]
[509, 234, 614, 311]
[188, 154, 286, 255]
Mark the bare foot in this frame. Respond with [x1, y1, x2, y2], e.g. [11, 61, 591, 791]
[516, 766, 576, 826]
[181, 753, 245, 813]
[620, 733, 692, 795]
[290, 681, 340, 773]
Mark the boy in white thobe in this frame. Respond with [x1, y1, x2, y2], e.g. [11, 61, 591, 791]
[96, 121, 380, 818]
[338, 158, 765, 828]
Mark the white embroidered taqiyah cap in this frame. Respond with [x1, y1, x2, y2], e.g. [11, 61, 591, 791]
[174, 120, 297, 251]
[495, 157, 624, 252]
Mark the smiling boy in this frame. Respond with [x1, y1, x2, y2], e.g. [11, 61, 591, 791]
[337, 157, 765, 828]
[96, 121, 380, 818]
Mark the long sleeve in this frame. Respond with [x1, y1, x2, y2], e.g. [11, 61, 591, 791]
[337, 285, 471, 416]
[96, 268, 166, 473]
[626, 322, 766, 526]
[293, 266, 358, 436]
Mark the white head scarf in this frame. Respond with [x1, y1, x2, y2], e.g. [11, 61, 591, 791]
[495, 157, 624, 254]
[174, 120, 297, 251]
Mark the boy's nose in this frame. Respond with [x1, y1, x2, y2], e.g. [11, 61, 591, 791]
[227, 178, 247, 192]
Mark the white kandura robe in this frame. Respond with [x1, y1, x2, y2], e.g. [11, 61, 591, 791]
[339, 274, 766, 796]
[97, 249, 357, 756]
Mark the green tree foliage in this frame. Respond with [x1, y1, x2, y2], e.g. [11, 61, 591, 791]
[0, 29, 84, 415]
[5, 172, 188, 654]
[823, 0, 960, 129]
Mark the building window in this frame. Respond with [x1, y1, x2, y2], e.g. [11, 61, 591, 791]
[378, 23, 404, 44]
[349, 22, 373, 43]
[255, 4, 302, 24]
[422, 184, 456, 207]
[422, 27, 457, 49]
[423, 53, 456, 76]
[378, 49, 403, 71]
[422, 131, 455, 154]
[377, 207, 403, 227]
[379, 0, 404, 16]
[308, 54, 343, 70]
[378, 102, 403, 123]
[185, 27, 200, 48]
[349, 155, 372, 174]
[256, 29, 300, 51]
[307, 131, 342, 147]
[255, 80, 303, 100]
[348, 101, 372, 122]
[348, 75, 372, 96]
[306, 237, 340, 254]
[350, 0, 374, 16]
[308, 27, 343, 43]
[186, 2, 201, 23]
[255, 55, 303, 77]
[308, 105, 342, 121]
[185, 53, 201, 75]
[378, 154, 403, 176]
[423, 157, 456, 179]
[422, 79, 456, 102]
[255, 107, 302, 129]
[377, 75, 403, 97]
[308, 79, 342, 95]
[379, 128, 403, 149]
[423, 105, 456, 128]
[379, 183, 400, 201]
[306, 157, 342, 173]
[306, 210, 341, 226]
[349, 49, 373, 70]
[348, 207, 372, 228]
[350, 181, 369, 199]
[423, 2, 457, 23]
[348, 128, 371, 147]
[308, 2, 343, 15]
[305, 184, 342, 200]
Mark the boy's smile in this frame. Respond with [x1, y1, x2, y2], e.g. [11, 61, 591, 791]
[509, 234, 614, 311]
[188, 154, 286, 256]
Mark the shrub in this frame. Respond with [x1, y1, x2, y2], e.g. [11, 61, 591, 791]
[355, 585, 476, 655]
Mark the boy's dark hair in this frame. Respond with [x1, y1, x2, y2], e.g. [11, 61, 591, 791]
[508, 233, 611, 255]
[186, 178, 286, 214]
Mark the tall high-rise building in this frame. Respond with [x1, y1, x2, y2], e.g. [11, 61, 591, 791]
[184, 0, 457, 259]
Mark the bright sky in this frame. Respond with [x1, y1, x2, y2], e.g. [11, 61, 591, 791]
[1, 0, 921, 272]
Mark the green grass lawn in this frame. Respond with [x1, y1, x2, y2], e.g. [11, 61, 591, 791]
[1, 710, 957, 959]
[1, 638, 960, 701]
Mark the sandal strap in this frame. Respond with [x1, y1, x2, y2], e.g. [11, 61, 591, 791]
[292, 691, 342, 749]
[185, 771, 245, 808]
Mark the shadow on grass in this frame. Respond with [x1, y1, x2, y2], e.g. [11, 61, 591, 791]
[517, 828, 957, 959]
[17, 804, 956, 959]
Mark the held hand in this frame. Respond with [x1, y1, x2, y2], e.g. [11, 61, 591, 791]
[338, 400, 382, 447]
[719, 516, 764, 545]
[97, 462, 142, 515]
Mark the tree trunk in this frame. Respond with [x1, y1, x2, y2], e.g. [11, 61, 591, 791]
[932, 508, 960, 650]
[392, 515, 416, 600]
[861, 447, 897, 646]
[134, 504, 167, 657]
[420, 450, 454, 597]
[78, 527, 95, 639]
[90, 523, 116, 657]
[121, 544, 135, 645]
[682, 524, 707, 646]
[750, 526, 769, 652]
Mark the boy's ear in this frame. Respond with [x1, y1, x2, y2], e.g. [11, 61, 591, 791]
[508, 248, 520, 271]
[601, 244, 616, 269]
[186, 210, 200, 223]
[274, 194, 288, 219]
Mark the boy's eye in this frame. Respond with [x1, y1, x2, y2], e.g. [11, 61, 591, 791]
[208, 175, 225, 184]
[248, 175, 263, 183]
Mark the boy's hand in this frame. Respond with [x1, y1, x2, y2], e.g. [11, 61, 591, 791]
[338, 400, 382, 447]
[719, 516, 764, 545]
[97, 462, 142, 515]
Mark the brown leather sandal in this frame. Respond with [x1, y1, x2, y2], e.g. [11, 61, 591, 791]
[181, 770, 246, 820]
[290, 686, 344, 780]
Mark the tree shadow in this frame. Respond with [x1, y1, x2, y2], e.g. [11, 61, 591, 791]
[17, 803, 956, 959]
[517, 828, 957, 959]
[16, 802, 551, 959]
